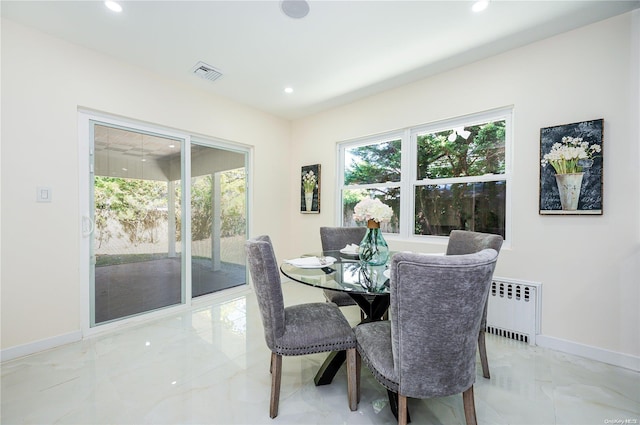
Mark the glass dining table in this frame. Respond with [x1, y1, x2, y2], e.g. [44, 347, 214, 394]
[280, 249, 391, 320]
[280, 250, 391, 386]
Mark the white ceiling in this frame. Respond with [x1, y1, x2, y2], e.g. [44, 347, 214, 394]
[2, 0, 639, 120]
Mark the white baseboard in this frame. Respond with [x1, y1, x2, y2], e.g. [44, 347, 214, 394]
[0, 288, 253, 363]
[3, 325, 638, 374]
[1, 331, 82, 362]
[536, 334, 640, 372]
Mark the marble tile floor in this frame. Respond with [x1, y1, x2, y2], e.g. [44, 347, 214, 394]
[2, 282, 638, 425]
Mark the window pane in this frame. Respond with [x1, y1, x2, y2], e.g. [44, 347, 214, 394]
[414, 181, 505, 237]
[342, 188, 400, 233]
[345, 139, 401, 184]
[190, 142, 247, 298]
[417, 120, 505, 180]
[92, 124, 183, 325]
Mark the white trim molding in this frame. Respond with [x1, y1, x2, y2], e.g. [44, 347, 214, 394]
[1, 331, 82, 362]
[536, 334, 640, 372]
[0, 285, 254, 363]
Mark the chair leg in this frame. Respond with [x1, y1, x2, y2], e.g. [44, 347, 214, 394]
[346, 348, 357, 411]
[398, 394, 408, 425]
[270, 352, 282, 418]
[462, 386, 477, 425]
[478, 330, 490, 379]
[355, 350, 361, 404]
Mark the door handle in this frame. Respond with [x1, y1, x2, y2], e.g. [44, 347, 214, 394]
[82, 216, 94, 237]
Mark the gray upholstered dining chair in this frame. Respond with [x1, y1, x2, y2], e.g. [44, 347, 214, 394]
[319, 226, 367, 309]
[446, 230, 503, 379]
[354, 249, 499, 425]
[245, 235, 358, 418]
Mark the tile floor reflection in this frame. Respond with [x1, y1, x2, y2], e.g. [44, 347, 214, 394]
[2, 282, 638, 425]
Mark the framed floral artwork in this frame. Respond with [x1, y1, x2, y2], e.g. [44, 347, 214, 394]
[539, 119, 603, 215]
[301, 164, 320, 213]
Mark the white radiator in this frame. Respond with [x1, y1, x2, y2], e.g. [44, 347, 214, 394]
[485, 277, 542, 345]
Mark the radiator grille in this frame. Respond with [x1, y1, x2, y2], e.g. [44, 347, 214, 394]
[486, 278, 541, 345]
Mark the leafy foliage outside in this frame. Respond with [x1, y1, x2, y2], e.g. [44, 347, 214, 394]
[417, 121, 505, 179]
[343, 140, 401, 232]
[345, 140, 401, 184]
[95, 168, 246, 251]
[343, 121, 506, 237]
[181, 168, 246, 241]
[218, 168, 247, 238]
[189, 176, 213, 241]
[94, 177, 168, 248]
[415, 121, 505, 236]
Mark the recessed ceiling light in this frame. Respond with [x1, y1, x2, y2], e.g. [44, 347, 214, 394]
[104, 1, 122, 13]
[169, 144, 175, 148]
[472, 0, 489, 13]
[284, 87, 294, 94]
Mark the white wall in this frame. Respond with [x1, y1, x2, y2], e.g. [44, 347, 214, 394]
[290, 12, 640, 363]
[0, 19, 291, 351]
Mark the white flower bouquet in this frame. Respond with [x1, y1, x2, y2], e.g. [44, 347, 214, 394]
[302, 170, 317, 193]
[353, 198, 393, 223]
[541, 136, 601, 175]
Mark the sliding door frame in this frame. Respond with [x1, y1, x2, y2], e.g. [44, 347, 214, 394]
[78, 109, 252, 337]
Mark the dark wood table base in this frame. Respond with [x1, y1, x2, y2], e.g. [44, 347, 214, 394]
[350, 293, 389, 322]
[313, 292, 389, 385]
[313, 292, 408, 421]
[313, 350, 346, 386]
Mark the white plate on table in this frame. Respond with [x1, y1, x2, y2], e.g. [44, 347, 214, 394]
[285, 256, 337, 269]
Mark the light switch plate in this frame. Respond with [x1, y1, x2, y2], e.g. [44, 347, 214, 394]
[37, 186, 52, 202]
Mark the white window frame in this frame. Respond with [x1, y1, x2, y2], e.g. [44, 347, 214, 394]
[337, 107, 512, 244]
[337, 130, 404, 232]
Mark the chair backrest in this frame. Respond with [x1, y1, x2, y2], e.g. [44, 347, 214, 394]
[446, 230, 503, 328]
[320, 226, 367, 251]
[446, 230, 503, 256]
[389, 249, 499, 399]
[245, 235, 285, 350]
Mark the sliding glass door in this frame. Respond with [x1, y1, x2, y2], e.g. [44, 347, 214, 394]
[85, 117, 248, 328]
[90, 123, 184, 325]
[190, 142, 247, 297]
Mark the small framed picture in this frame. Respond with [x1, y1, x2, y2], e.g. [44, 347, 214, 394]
[301, 164, 320, 214]
[539, 119, 603, 215]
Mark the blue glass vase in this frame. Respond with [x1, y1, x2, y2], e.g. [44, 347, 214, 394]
[359, 220, 389, 266]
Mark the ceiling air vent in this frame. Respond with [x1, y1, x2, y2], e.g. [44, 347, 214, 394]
[191, 62, 223, 82]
